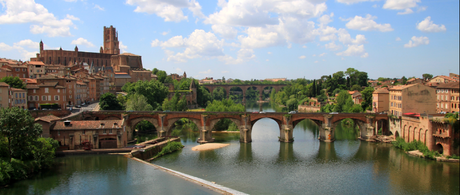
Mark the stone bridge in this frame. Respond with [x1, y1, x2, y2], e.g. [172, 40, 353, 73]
[201, 84, 287, 102]
[80, 111, 388, 144]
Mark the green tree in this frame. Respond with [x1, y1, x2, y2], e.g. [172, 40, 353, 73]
[121, 80, 168, 110]
[334, 90, 352, 113]
[401, 76, 408, 85]
[350, 84, 362, 91]
[126, 93, 153, 111]
[360, 86, 374, 111]
[99, 93, 122, 110]
[117, 94, 127, 110]
[162, 93, 188, 111]
[156, 70, 167, 83]
[0, 107, 43, 162]
[422, 73, 433, 81]
[0, 76, 26, 89]
[206, 99, 245, 131]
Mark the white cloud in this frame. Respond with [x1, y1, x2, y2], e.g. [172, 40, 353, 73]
[222, 70, 229, 73]
[71, 38, 95, 47]
[212, 24, 238, 39]
[0, 40, 38, 60]
[205, 0, 327, 27]
[176, 68, 182, 72]
[318, 53, 326, 57]
[267, 52, 272, 54]
[219, 48, 256, 64]
[151, 39, 161, 47]
[325, 41, 342, 51]
[94, 4, 104, 11]
[416, 16, 446, 33]
[396, 37, 401, 41]
[404, 36, 429, 48]
[160, 30, 225, 62]
[312, 54, 316, 57]
[199, 69, 212, 74]
[64, 0, 78, 2]
[299, 55, 306, 59]
[0, 42, 14, 51]
[318, 26, 338, 41]
[126, 0, 204, 22]
[119, 41, 128, 53]
[13, 39, 39, 49]
[345, 14, 393, 32]
[317, 13, 334, 26]
[0, 0, 78, 37]
[383, 0, 421, 14]
[373, 4, 378, 8]
[397, 8, 413, 15]
[314, 60, 318, 63]
[162, 31, 169, 36]
[336, 44, 368, 58]
[302, 45, 307, 48]
[337, 0, 375, 5]
[266, 59, 269, 61]
[337, 29, 367, 45]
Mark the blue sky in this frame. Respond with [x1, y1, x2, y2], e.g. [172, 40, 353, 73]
[0, 0, 458, 80]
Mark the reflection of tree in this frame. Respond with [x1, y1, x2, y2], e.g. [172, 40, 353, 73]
[237, 143, 253, 162]
[334, 119, 359, 140]
[315, 142, 338, 162]
[276, 143, 297, 163]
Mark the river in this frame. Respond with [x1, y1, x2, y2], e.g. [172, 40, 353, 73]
[3, 101, 459, 194]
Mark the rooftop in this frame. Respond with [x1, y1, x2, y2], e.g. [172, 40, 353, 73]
[53, 120, 123, 130]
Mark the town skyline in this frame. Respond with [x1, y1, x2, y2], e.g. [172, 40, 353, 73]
[0, 0, 458, 80]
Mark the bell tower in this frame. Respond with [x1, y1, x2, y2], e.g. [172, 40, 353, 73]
[103, 25, 120, 55]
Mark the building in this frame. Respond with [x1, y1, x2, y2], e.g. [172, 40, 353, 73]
[372, 88, 389, 113]
[10, 87, 27, 109]
[388, 84, 436, 117]
[406, 78, 424, 85]
[51, 119, 127, 150]
[0, 82, 10, 108]
[0, 67, 12, 78]
[2, 64, 29, 78]
[27, 74, 67, 109]
[26, 60, 46, 78]
[436, 82, 459, 113]
[428, 75, 458, 85]
[397, 113, 459, 156]
[298, 98, 321, 112]
[265, 78, 286, 82]
[35, 115, 61, 138]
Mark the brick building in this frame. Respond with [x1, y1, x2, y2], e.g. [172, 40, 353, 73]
[372, 88, 389, 113]
[388, 84, 436, 117]
[10, 88, 27, 109]
[436, 82, 459, 113]
[0, 82, 10, 108]
[51, 119, 127, 149]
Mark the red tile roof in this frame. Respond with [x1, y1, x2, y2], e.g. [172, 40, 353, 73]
[53, 120, 123, 130]
[35, 115, 61, 123]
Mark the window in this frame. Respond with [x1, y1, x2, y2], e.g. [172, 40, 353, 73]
[48, 95, 51, 101]
[33, 89, 36, 93]
[57, 89, 60, 93]
[15, 93, 18, 98]
[103, 129, 106, 134]
[109, 129, 113, 134]
[54, 95, 59, 101]
[42, 96, 47, 101]
[45, 88, 49, 93]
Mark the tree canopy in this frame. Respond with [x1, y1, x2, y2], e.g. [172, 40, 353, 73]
[0, 76, 26, 89]
[126, 93, 153, 111]
[122, 79, 168, 110]
[99, 93, 122, 110]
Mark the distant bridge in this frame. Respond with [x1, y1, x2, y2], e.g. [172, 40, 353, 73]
[80, 111, 388, 144]
[201, 84, 288, 102]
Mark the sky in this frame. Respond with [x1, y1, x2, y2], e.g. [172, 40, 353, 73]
[0, 0, 458, 80]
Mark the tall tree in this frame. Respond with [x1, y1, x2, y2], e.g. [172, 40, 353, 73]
[360, 86, 374, 111]
[0, 76, 26, 89]
[126, 93, 153, 111]
[99, 93, 122, 110]
[0, 107, 42, 162]
[401, 76, 408, 85]
[122, 79, 168, 110]
[422, 73, 433, 81]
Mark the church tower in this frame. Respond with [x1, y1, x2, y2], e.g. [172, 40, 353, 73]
[103, 25, 120, 55]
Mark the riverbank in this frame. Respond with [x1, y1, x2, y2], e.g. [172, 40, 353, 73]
[212, 131, 240, 133]
[407, 150, 460, 163]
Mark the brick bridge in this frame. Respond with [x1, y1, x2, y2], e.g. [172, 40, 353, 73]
[80, 111, 388, 144]
[201, 84, 287, 102]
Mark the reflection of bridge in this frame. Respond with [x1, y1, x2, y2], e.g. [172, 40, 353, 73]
[201, 84, 287, 102]
[80, 111, 388, 144]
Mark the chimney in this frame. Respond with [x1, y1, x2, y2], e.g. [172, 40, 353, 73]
[64, 120, 71, 126]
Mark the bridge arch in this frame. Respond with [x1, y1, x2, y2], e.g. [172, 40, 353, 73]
[165, 117, 202, 136]
[331, 118, 365, 141]
[129, 117, 160, 140]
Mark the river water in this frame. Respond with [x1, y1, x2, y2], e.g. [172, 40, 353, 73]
[3, 101, 459, 195]
[152, 101, 460, 195]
